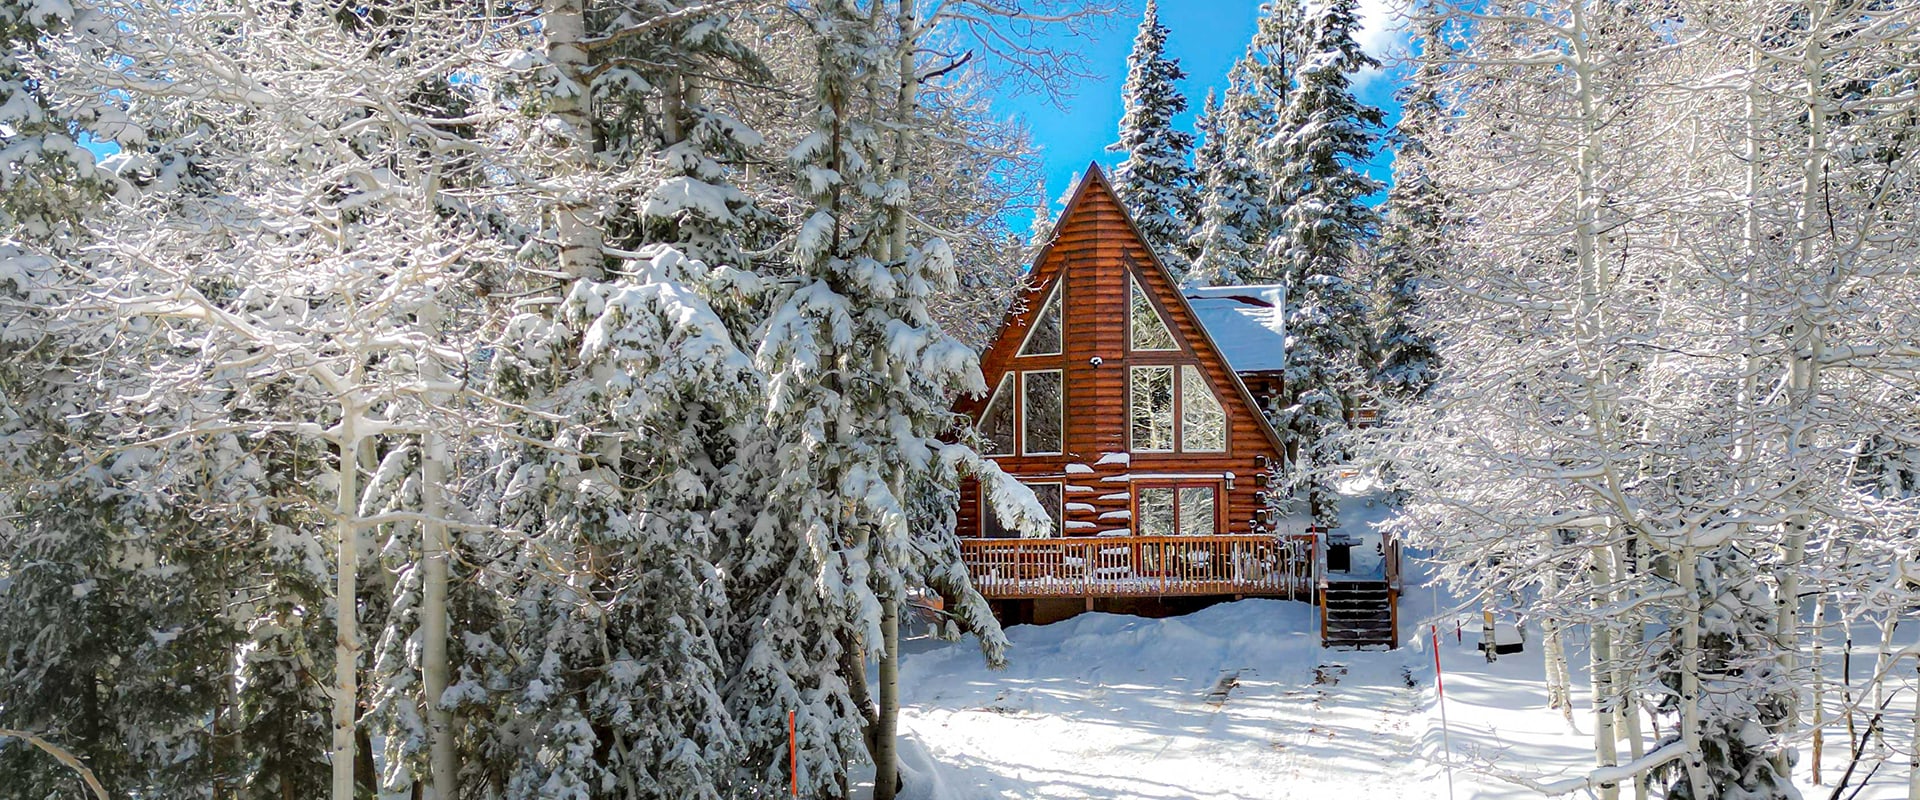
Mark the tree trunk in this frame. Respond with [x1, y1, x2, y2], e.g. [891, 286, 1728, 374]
[544, 0, 603, 280]
[1675, 547, 1710, 798]
[1542, 563, 1574, 724]
[1776, 0, 1834, 763]
[1589, 545, 1619, 800]
[1878, 615, 1899, 751]
[1908, 655, 1918, 800]
[874, 598, 902, 800]
[872, 7, 917, 795]
[1811, 589, 1827, 785]
[1611, 544, 1646, 800]
[421, 430, 457, 800]
[331, 423, 362, 800]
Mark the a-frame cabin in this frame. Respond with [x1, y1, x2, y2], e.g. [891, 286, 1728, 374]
[956, 164, 1333, 626]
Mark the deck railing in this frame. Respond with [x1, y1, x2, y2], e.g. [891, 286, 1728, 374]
[960, 534, 1316, 599]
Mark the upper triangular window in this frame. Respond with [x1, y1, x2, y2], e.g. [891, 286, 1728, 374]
[1129, 274, 1177, 351]
[1018, 282, 1063, 356]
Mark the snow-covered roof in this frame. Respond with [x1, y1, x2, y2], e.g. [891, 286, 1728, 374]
[1184, 284, 1286, 374]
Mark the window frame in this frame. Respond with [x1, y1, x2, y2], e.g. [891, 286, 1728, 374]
[1179, 365, 1228, 453]
[1128, 365, 1176, 453]
[1019, 369, 1065, 456]
[1130, 481, 1225, 537]
[1015, 281, 1064, 357]
[1127, 273, 1179, 352]
[1129, 364, 1230, 454]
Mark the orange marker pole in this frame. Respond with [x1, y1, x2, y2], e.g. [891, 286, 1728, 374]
[788, 710, 798, 798]
[1432, 626, 1456, 800]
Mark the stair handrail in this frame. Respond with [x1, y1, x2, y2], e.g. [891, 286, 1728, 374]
[1312, 526, 1328, 646]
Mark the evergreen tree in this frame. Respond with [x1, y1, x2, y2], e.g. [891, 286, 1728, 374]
[1264, 0, 1384, 528]
[1226, 0, 1309, 283]
[1373, 12, 1447, 400]
[728, 4, 1012, 794]
[1109, 0, 1199, 276]
[1027, 179, 1055, 249]
[1187, 87, 1264, 287]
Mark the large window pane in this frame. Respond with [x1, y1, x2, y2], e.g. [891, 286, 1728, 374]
[981, 482, 1061, 538]
[1130, 275, 1176, 351]
[1137, 487, 1175, 536]
[1018, 284, 1063, 356]
[1181, 365, 1226, 452]
[1130, 366, 1174, 452]
[1022, 370, 1063, 454]
[1178, 487, 1217, 535]
[1030, 483, 1063, 537]
[979, 374, 1015, 456]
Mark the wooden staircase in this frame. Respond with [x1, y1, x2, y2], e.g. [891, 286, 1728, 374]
[1320, 580, 1397, 649]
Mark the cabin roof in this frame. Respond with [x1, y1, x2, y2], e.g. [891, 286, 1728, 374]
[1183, 285, 1287, 374]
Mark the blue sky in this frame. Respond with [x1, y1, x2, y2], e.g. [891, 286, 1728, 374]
[990, 0, 1410, 225]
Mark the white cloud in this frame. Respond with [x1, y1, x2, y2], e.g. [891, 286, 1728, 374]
[1353, 0, 1412, 87]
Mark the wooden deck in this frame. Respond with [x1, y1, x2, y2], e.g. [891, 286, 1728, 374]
[959, 534, 1316, 599]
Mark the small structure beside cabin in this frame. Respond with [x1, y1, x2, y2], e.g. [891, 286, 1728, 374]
[956, 165, 1397, 644]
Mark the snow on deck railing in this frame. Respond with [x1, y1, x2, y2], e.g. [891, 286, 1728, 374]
[959, 534, 1315, 599]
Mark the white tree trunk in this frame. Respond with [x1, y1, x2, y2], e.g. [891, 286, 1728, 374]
[1908, 655, 1918, 800]
[1589, 546, 1620, 800]
[1811, 589, 1827, 785]
[332, 421, 362, 800]
[544, 0, 603, 280]
[1776, 0, 1834, 752]
[421, 429, 456, 800]
[1878, 615, 1899, 750]
[1613, 545, 1646, 800]
[1543, 563, 1574, 724]
[1675, 547, 1711, 798]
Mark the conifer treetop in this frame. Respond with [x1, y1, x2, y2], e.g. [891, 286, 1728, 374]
[1109, 0, 1199, 277]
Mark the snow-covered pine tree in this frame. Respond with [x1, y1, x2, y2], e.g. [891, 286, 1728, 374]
[1028, 179, 1055, 248]
[1371, 9, 1446, 401]
[1109, 0, 1199, 278]
[469, 5, 801, 798]
[727, 2, 1029, 794]
[1186, 87, 1264, 287]
[1227, 0, 1308, 283]
[1264, 0, 1383, 528]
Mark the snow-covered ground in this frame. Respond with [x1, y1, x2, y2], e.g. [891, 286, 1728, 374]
[881, 571, 1920, 799]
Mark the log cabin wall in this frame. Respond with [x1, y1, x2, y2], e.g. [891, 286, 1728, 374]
[956, 165, 1287, 545]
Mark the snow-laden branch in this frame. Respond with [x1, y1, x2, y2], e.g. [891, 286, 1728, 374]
[1490, 738, 1690, 796]
[0, 729, 111, 800]
[578, 0, 762, 52]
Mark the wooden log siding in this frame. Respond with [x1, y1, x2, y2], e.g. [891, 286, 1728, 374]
[956, 165, 1293, 599]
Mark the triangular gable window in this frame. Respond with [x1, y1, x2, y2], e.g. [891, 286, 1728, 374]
[1129, 274, 1176, 351]
[1017, 282, 1063, 356]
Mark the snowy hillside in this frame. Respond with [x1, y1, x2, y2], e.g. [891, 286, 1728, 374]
[884, 590, 1919, 800]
